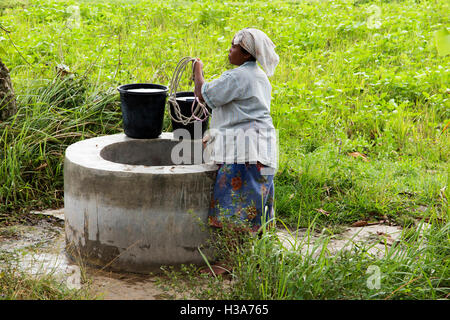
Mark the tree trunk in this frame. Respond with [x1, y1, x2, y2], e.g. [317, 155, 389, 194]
[0, 58, 17, 121]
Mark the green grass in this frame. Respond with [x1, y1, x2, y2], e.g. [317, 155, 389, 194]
[159, 218, 449, 300]
[0, 75, 120, 214]
[0, 0, 448, 299]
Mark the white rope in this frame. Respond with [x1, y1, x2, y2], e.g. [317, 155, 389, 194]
[167, 57, 210, 125]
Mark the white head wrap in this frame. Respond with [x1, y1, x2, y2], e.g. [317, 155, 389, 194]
[233, 28, 279, 77]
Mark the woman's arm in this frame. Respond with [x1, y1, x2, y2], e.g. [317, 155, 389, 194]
[193, 58, 205, 103]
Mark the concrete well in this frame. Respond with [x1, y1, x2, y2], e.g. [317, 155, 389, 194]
[64, 133, 217, 273]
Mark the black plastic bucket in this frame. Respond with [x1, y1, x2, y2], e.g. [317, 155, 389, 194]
[169, 91, 210, 140]
[117, 83, 168, 139]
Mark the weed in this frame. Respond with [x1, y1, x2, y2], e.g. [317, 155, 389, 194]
[162, 218, 449, 300]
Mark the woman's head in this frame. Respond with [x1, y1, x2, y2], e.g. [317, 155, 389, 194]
[231, 28, 279, 77]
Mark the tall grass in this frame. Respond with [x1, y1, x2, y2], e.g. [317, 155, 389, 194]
[233, 222, 448, 299]
[0, 74, 122, 214]
[161, 217, 449, 300]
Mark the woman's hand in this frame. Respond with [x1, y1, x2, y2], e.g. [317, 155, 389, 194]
[193, 58, 205, 102]
[193, 58, 203, 73]
[202, 134, 210, 149]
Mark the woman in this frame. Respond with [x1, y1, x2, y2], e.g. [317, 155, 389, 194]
[193, 28, 279, 234]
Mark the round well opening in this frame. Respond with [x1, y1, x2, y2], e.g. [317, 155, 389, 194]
[100, 139, 203, 166]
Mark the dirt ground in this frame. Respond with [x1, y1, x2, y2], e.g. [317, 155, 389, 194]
[0, 208, 405, 300]
[0, 209, 172, 300]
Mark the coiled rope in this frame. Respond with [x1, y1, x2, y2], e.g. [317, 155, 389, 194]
[167, 57, 210, 125]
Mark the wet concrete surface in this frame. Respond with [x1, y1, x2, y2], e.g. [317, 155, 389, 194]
[0, 208, 408, 299]
[276, 224, 404, 258]
[0, 209, 170, 299]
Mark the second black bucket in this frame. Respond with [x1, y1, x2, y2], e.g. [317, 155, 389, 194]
[117, 83, 168, 139]
[169, 91, 210, 140]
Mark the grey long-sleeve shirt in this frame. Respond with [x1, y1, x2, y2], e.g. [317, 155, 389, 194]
[201, 61, 278, 170]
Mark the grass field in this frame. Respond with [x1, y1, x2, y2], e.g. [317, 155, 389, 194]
[0, 0, 448, 299]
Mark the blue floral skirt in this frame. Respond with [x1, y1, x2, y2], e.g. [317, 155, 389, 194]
[208, 163, 275, 232]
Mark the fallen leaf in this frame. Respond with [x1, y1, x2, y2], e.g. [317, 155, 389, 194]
[398, 191, 416, 197]
[351, 220, 368, 227]
[323, 185, 332, 197]
[348, 152, 369, 162]
[376, 231, 392, 239]
[314, 208, 330, 216]
[422, 217, 444, 224]
[199, 262, 231, 277]
[377, 232, 395, 246]
[441, 121, 449, 134]
[440, 186, 447, 200]
[34, 163, 48, 171]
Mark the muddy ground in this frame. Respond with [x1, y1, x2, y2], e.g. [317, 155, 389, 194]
[0, 208, 405, 300]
